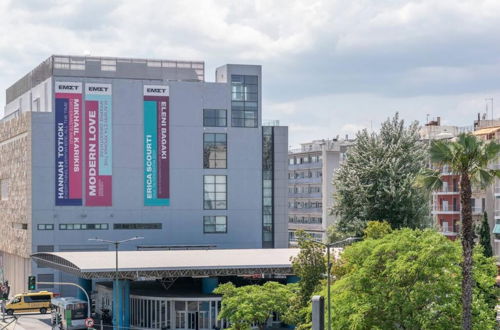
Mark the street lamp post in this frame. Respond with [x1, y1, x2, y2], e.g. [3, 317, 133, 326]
[306, 237, 361, 330]
[88, 236, 143, 328]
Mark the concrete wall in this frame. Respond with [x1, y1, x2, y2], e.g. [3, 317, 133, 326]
[273, 126, 289, 248]
[322, 150, 340, 233]
[0, 113, 32, 294]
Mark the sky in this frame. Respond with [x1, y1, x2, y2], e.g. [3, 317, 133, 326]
[1, 0, 499, 147]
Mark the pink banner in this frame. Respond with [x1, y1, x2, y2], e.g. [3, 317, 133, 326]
[85, 100, 112, 206]
[157, 98, 169, 198]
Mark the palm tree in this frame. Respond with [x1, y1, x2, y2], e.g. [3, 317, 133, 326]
[418, 133, 500, 329]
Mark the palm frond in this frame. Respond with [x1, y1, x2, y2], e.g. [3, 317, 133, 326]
[415, 168, 443, 191]
[429, 140, 454, 164]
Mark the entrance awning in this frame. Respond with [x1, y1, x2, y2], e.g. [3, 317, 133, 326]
[32, 248, 299, 280]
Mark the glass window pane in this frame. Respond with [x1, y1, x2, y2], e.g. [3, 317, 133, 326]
[204, 175, 215, 184]
[215, 176, 226, 184]
[244, 76, 258, 84]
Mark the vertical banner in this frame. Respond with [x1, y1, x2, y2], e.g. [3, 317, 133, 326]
[85, 83, 112, 206]
[55, 82, 83, 206]
[143, 85, 170, 206]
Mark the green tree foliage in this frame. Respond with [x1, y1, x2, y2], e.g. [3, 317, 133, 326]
[334, 113, 430, 234]
[327, 228, 497, 329]
[291, 231, 326, 305]
[326, 224, 354, 244]
[214, 281, 292, 330]
[288, 231, 327, 330]
[417, 133, 500, 329]
[479, 212, 493, 258]
[363, 220, 392, 239]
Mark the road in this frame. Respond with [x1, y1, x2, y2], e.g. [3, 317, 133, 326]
[0, 313, 52, 329]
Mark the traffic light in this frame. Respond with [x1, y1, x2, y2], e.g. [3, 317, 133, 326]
[28, 275, 36, 290]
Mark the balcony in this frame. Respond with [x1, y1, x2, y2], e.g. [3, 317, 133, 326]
[432, 205, 460, 215]
[495, 187, 500, 197]
[440, 230, 459, 237]
[495, 210, 500, 220]
[289, 177, 322, 185]
[288, 192, 322, 199]
[289, 161, 323, 170]
[432, 187, 459, 195]
[472, 207, 484, 215]
[289, 208, 323, 215]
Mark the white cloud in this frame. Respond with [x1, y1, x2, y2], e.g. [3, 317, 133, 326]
[1, 0, 500, 145]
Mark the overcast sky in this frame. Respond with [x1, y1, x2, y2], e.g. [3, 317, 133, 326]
[1, 0, 499, 146]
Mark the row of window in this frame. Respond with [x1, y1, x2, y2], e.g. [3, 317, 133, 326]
[289, 154, 322, 165]
[288, 171, 322, 179]
[288, 186, 321, 194]
[288, 231, 322, 242]
[38, 223, 158, 230]
[201, 75, 259, 129]
[289, 201, 323, 209]
[289, 216, 322, 224]
[37, 217, 228, 233]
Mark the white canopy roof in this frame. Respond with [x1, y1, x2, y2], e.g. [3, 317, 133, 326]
[32, 248, 300, 279]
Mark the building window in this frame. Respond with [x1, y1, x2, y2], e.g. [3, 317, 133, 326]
[231, 75, 258, 128]
[59, 223, 109, 230]
[113, 223, 162, 230]
[37, 224, 54, 230]
[203, 216, 227, 233]
[203, 133, 227, 169]
[203, 175, 227, 209]
[0, 179, 9, 201]
[12, 223, 27, 230]
[262, 126, 274, 248]
[203, 109, 227, 127]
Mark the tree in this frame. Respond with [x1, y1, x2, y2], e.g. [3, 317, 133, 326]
[327, 228, 497, 329]
[418, 133, 500, 329]
[333, 113, 430, 234]
[288, 231, 327, 330]
[291, 231, 326, 305]
[363, 220, 392, 239]
[479, 212, 493, 258]
[214, 281, 292, 330]
[326, 224, 354, 244]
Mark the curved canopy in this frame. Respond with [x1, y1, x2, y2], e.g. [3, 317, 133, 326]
[32, 248, 300, 280]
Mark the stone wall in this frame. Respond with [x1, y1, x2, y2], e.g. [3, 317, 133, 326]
[0, 113, 32, 258]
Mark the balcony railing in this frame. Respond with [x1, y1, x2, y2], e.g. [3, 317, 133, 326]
[432, 206, 460, 212]
[495, 187, 500, 195]
[432, 187, 459, 194]
[471, 207, 484, 215]
[494, 210, 500, 218]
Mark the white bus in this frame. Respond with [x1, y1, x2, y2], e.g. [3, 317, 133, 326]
[51, 297, 88, 330]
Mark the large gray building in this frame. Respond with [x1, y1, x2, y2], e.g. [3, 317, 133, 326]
[0, 55, 288, 296]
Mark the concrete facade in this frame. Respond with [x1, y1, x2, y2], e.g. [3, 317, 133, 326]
[0, 55, 288, 296]
[287, 139, 351, 245]
[0, 113, 32, 294]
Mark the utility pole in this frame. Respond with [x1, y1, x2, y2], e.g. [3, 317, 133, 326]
[89, 236, 143, 330]
[306, 237, 361, 330]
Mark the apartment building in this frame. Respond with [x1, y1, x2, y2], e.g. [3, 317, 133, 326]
[287, 139, 351, 245]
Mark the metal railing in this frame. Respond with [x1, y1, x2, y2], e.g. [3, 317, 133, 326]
[432, 206, 460, 212]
